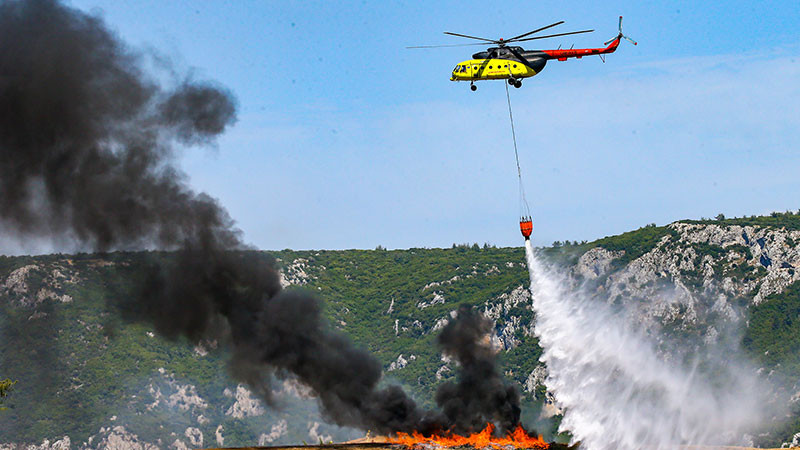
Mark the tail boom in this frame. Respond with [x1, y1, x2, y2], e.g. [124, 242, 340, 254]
[540, 16, 633, 61]
[541, 38, 620, 61]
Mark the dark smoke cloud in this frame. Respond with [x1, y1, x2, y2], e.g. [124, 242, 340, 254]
[161, 84, 236, 145]
[0, 0, 237, 251]
[436, 306, 521, 433]
[0, 0, 522, 437]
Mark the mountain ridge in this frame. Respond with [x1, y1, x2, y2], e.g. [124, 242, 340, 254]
[2, 213, 800, 448]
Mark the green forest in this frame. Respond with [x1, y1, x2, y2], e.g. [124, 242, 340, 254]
[2, 214, 800, 447]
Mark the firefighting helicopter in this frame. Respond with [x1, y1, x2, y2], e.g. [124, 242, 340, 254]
[409, 17, 636, 91]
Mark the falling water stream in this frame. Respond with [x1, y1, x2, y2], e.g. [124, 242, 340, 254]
[523, 241, 768, 450]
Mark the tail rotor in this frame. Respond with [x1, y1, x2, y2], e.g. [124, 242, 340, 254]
[604, 16, 637, 46]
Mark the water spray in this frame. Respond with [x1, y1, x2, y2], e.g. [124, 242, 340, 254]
[522, 242, 769, 450]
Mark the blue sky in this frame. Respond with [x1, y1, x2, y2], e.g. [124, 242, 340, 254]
[68, 0, 800, 250]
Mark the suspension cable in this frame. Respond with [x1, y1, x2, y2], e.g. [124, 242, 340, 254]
[505, 82, 530, 217]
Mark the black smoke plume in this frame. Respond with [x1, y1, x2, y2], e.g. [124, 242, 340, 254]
[0, 0, 521, 436]
[436, 306, 521, 433]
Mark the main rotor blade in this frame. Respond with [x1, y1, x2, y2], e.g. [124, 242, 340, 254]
[406, 42, 492, 49]
[443, 31, 497, 43]
[506, 21, 564, 42]
[514, 29, 594, 42]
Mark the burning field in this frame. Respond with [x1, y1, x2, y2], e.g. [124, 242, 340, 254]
[205, 446, 780, 450]
[389, 424, 549, 449]
[205, 423, 576, 450]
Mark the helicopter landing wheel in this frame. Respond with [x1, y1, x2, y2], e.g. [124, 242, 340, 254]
[470, 84, 477, 91]
[508, 78, 515, 85]
[514, 80, 522, 88]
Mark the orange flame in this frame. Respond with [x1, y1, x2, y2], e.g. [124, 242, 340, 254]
[389, 423, 548, 449]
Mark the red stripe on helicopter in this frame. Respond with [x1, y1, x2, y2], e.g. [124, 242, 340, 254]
[542, 37, 620, 60]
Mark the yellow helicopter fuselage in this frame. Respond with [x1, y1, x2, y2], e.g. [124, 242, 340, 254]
[449, 58, 538, 82]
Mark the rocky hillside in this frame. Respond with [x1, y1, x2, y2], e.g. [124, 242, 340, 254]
[1, 213, 800, 448]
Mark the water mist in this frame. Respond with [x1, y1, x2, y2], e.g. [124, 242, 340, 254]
[523, 241, 769, 450]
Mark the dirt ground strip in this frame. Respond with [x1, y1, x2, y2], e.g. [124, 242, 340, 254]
[203, 445, 791, 450]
